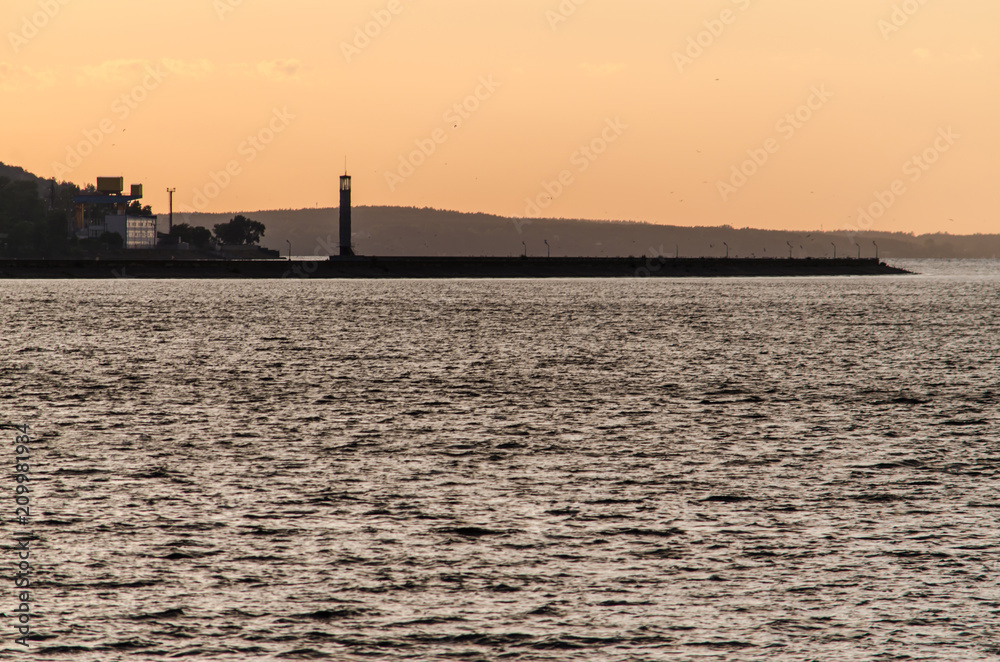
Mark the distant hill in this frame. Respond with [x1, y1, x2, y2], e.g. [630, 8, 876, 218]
[176, 206, 1000, 260]
[3, 162, 998, 259]
[0, 162, 45, 182]
[0, 162, 49, 194]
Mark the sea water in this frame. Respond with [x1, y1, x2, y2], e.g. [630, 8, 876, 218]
[1, 259, 998, 660]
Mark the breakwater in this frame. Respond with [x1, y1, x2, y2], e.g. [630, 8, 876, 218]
[0, 257, 910, 279]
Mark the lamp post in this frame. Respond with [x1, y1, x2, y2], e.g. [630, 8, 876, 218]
[787, 241, 793, 259]
[831, 242, 836, 259]
[522, 241, 527, 257]
[855, 242, 861, 259]
[286, 240, 291, 261]
[723, 242, 729, 259]
[544, 239, 550, 258]
[873, 241, 879, 261]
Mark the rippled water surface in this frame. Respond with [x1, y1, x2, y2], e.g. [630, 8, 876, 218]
[2, 260, 999, 661]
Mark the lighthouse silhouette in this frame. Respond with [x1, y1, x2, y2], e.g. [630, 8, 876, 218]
[339, 173, 354, 257]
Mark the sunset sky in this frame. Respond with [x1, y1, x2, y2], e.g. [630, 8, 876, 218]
[2, 0, 997, 234]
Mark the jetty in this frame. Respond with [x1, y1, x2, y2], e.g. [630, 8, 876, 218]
[0, 257, 910, 279]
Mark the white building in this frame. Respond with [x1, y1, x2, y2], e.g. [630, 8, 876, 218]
[92, 215, 158, 249]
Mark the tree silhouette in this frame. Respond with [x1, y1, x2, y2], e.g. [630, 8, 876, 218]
[213, 214, 265, 245]
[170, 223, 213, 248]
[126, 201, 154, 217]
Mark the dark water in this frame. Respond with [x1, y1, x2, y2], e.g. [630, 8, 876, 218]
[2, 260, 999, 661]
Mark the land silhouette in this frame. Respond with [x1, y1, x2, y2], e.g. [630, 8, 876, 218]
[179, 206, 1000, 260]
[3, 162, 997, 259]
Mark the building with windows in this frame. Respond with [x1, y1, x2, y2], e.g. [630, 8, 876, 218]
[73, 177, 157, 248]
[100, 215, 158, 249]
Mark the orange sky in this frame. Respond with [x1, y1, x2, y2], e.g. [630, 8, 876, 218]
[2, 0, 997, 234]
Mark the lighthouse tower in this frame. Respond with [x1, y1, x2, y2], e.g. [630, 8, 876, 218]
[339, 174, 354, 257]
